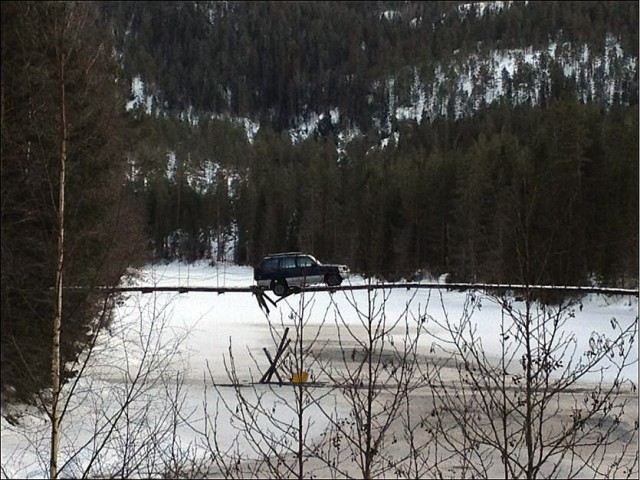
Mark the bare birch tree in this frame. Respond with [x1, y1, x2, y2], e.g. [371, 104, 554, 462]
[1, 288, 205, 478]
[195, 284, 448, 479]
[422, 289, 638, 479]
[309, 286, 434, 479]
[199, 290, 339, 479]
[50, 4, 71, 477]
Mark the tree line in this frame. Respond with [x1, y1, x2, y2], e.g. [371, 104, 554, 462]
[103, 0, 638, 287]
[129, 98, 638, 289]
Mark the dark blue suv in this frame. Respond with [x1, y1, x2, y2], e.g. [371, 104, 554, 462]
[254, 252, 349, 296]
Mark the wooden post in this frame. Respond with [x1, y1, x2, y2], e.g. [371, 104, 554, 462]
[260, 327, 290, 383]
[262, 348, 283, 383]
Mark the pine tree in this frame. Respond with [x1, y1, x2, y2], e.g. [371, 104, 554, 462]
[1, 1, 146, 404]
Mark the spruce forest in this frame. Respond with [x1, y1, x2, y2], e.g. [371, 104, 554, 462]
[1, 1, 638, 401]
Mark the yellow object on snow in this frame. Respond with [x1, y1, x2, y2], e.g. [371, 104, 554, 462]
[292, 371, 309, 383]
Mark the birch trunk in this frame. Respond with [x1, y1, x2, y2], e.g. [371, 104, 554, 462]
[50, 43, 67, 480]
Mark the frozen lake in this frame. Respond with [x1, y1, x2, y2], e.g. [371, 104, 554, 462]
[2, 262, 637, 478]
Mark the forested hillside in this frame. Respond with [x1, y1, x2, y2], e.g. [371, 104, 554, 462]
[103, 1, 639, 125]
[1, 0, 637, 403]
[99, 0, 638, 286]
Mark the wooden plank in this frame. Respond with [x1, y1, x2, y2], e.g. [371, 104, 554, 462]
[266, 338, 290, 383]
[259, 327, 290, 384]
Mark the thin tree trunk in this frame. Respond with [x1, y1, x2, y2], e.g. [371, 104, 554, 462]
[500, 312, 509, 480]
[297, 319, 304, 479]
[524, 293, 534, 480]
[364, 290, 374, 480]
[50, 44, 67, 480]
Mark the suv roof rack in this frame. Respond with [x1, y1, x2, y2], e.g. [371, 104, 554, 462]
[266, 252, 305, 257]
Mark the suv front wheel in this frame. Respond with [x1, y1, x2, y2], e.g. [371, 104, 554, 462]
[271, 279, 289, 297]
[325, 273, 342, 287]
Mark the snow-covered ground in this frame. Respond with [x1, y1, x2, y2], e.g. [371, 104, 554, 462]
[1, 262, 637, 478]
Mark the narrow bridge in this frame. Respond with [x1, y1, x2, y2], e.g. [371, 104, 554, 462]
[71, 282, 639, 297]
[67, 281, 637, 315]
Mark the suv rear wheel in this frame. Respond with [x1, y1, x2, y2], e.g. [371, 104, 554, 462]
[271, 279, 289, 297]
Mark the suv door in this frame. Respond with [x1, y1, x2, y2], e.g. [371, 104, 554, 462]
[256, 257, 279, 283]
[296, 255, 322, 285]
[278, 255, 297, 283]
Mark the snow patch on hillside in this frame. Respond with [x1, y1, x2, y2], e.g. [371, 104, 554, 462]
[126, 75, 155, 114]
[126, 34, 636, 153]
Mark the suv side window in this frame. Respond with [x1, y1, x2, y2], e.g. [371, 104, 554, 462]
[262, 258, 279, 272]
[297, 256, 315, 268]
[280, 256, 297, 269]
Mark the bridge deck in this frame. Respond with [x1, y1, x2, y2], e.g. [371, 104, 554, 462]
[69, 283, 639, 297]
